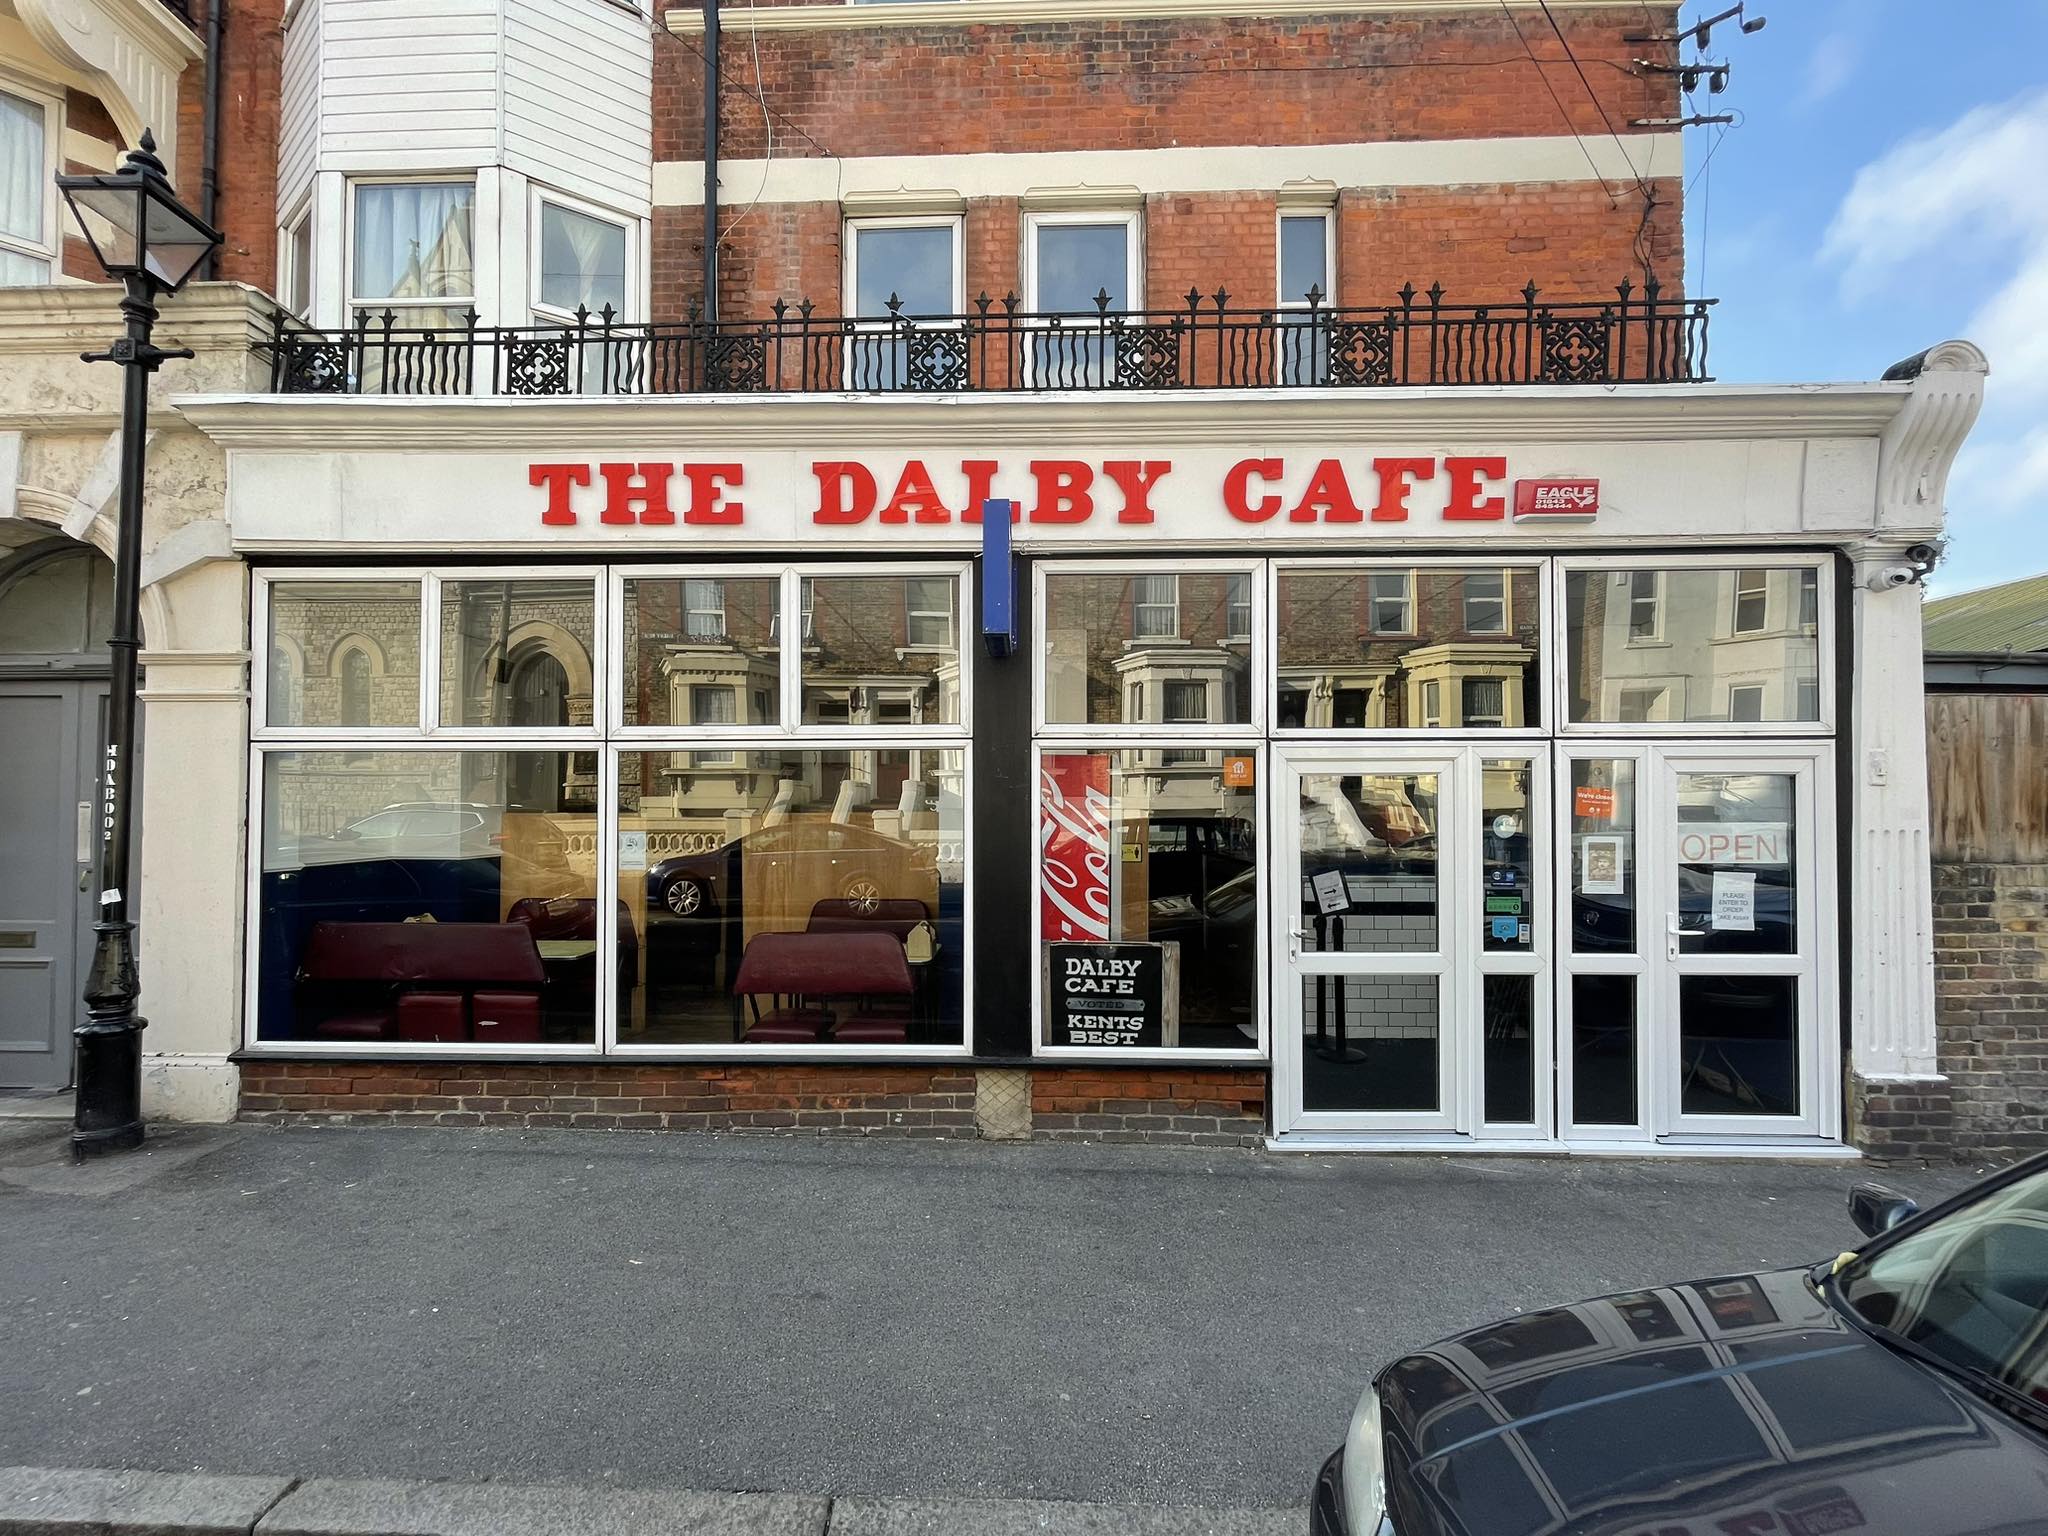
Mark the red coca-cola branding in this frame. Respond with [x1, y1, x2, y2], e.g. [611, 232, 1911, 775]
[1040, 754, 1112, 943]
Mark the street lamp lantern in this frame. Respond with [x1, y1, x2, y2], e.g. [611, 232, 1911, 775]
[55, 128, 220, 1160]
[57, 131, 220, 296]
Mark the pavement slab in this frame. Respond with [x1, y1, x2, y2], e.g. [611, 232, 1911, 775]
[253, 1477, 828, 1536]
[0, 1464, 295, 1535]
[826, 1496, 1299, 1535]
[0, 1126, 1989, 1508]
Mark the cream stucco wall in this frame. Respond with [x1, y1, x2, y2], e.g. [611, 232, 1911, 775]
[1, 282, 271, 1121]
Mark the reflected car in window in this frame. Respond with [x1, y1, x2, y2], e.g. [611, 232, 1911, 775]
[647, 819, 937, 921]
[1313, 1152, 2048, 1535]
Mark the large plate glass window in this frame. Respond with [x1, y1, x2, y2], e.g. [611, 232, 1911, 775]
[1275, 565, 1541, 731]
[437, 578, 597, 730]
[1042, 567, 1256, 730]
[0, 87, 53, 285]
[1037, 746, 1260, 1053]
[1564, 564, 1825, 727]
[844, 215, 963, 389]
[617, 749, 966, 1047]
[1025, 209, 1141, 387]
[1276, 209, 1332, 385]
[254, 750, 603, 1046]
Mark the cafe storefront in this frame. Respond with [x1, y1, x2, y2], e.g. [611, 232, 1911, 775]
[178, 349, 1985, 1152]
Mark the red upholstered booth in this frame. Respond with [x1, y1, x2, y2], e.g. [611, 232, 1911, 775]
[296, 921, 547, 1043]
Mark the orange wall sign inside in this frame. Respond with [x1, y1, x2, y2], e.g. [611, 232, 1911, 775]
[1223, 756, 1256, 789]
[1574, 785, 1615, 820]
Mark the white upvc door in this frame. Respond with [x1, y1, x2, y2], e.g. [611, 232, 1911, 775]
[1557, 744, 1835, 1143]
[1274, 747, 1462, 1136]
[1650, 746, 1835, 1141]
[1274, 746, 1549, 1138]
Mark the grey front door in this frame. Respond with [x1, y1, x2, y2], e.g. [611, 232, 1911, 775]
[0, 679, 103, 1089]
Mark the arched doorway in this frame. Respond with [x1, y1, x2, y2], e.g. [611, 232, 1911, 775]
[505, 648, 568, 809]
[0, 537, 121, 1090]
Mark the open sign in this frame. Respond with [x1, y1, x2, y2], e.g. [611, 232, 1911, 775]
[1677, 823, 1789, 867]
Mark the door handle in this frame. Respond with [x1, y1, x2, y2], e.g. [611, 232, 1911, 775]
[1288, 923, 1305, 961]
[1666, 911, 1682, 961]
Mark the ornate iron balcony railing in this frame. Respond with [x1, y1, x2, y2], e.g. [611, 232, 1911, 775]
[266, 280, 1713, 397]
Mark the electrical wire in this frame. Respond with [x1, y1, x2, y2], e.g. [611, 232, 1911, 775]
[717, 0, 776, 249]
[1497, 1, 1622, 208]
[1537, 0, 1654, 202]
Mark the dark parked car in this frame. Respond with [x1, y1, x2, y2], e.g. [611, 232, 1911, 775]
[1314, 1152, 2048, 1535]
[647, 819, 935, 920]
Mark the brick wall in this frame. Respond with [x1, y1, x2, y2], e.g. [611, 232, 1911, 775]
[240, 1061, 980, 1135]
[656, 11, 1678, 163]
[656, 8, 1685, 319]
[1933, 862, 2048, 1160]
[210, 0, 287, 290]
[1029, 1066, 1266, 1146]
[239, 1060, 1269, 1144]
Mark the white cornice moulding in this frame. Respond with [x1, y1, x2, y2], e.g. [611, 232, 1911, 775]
[171, 383, 1910, 453]
[665, 0, 1656, 35]
[653, 134, 1681, 207]
[841, 188, 970, 215]
[1018, 184, 1146, 211]
[13, 0, 202, 166]
[1276, 179, 1340, 207]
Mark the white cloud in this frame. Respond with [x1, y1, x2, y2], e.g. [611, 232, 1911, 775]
[1799, 32, 1861, 111]
[1821, 89, 2048, 568]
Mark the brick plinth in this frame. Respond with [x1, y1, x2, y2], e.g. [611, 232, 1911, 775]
[239, 1062, 978, 1137]
[1849, 1074, 1956, 1165]
[1029, 1067, 1267, 1147]
[238, 1061, 1269, 1144]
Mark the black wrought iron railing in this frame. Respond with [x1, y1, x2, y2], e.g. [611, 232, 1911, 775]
[266, 280, 1713, 397]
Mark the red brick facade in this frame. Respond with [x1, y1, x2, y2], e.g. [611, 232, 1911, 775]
[655, 6, 1683, 316]
[238, 1061, 1268, 1144]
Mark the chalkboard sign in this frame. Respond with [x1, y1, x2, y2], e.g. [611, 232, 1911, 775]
[1048, 941, 1166, 1048]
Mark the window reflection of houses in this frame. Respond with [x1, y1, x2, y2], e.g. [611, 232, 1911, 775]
[1569, 566, 1822, 723]
[1045, 571, 1253, 730]
[1276, 568, 1539, 730]
[620, 574, 966, 870]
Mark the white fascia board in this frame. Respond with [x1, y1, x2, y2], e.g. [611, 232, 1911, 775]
[171, 382, 1911, 453]
[667, 0, 1659, 35]
[651, 134, 1684, 208]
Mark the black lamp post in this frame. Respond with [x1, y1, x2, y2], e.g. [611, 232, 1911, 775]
[56, 130, 221, 1160]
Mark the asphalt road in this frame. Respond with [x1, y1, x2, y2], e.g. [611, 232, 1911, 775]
[0, 1122, 1989, 1509]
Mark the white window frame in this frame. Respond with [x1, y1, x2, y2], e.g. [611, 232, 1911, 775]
[530, 184, 638, 326]
[1224, 572, 1252, 641]
[1032, 558, 1264, 739]
[843, 212, 964, 318]
[0, 76, 62, 284]
[1275, 208, 1334, 308]
[279, 197, 315, 319]
[1270, 558, 1549, 741]
[345, 174, 479, 326]
[246, 560, 972, 1063]
[1555, 555, 1835, 736]
[1626, 568, 1665, 644]
[1023, 208, 1143, 314]
[1132, 573, 1180, 640]
[682, 577, 727, 640]
[1727, 682, 1766, 723]
[1460, 675, 1507, 728]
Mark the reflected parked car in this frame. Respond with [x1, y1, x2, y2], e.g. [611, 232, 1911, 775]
[647, 819, 936, 920]
[1313, 1152, 2048, 1535]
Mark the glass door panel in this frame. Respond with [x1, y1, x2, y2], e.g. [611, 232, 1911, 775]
[1558, 749, 1650, 1140]
[1656, 750, 1830, 1139]
[1278, 751, 1459, 1134]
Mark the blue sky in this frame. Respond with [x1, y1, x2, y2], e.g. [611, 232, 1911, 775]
[1674, 0, 2048, 594]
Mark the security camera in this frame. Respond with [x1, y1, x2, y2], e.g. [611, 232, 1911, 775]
[1865, 567, 1915, 593]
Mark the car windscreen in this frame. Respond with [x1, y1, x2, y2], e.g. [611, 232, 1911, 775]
[1834, 1164, 2048, 1409]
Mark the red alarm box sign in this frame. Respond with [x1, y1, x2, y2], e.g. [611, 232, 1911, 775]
[1513, 479, 1600, 523]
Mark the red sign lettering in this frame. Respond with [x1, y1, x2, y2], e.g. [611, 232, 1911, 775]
[1223, 458, 1283, 522]
[1370, 457, 1436, 521]
[878, 460, 953, 525]
[1102, 459, 1172, 524]
[598, 462, 675, 525]
[1030, 460, 1094, 523]
[682, 463, 744, 526]
[530, 463, 589, 526]
[1443, 456, 1508, 520]
[812, 461, 877, 524]
[1289, 459, 1365, 523]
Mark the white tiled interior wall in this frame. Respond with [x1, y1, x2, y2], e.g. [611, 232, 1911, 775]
[1302, 975, 1440, 1040]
